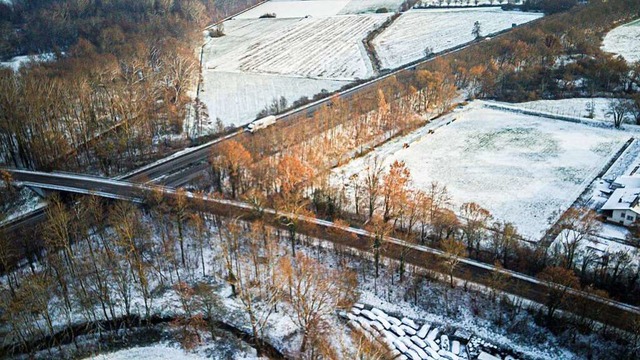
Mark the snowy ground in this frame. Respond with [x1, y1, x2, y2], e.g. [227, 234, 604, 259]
[0, 186, 46, 226]
[602, 18, 640, 64]
[0, 53, 56, 72]
[339, 0, 406, 14]
[235, 0, 351, 19]
[333, 101, 632, 240]
[87, 345, 222, 360]
[415, 0, 523, 7]
[513, 98, 635, 124]
[198, 71, 347, 128]
[372, 8, 542, 69]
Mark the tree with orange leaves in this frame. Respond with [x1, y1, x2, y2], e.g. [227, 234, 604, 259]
[279, 253, 357, 355]
[276, 154, 314, 196]
[381, 160, 411, 223]
[537, 266, 579, 321]
[215, 140, 253, 198]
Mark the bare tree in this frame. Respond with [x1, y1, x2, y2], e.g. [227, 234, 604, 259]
[537, 266, 579, 321]
[460, 202, 492, 256]
[440, 237, 467, 288]
[363, 156, 385, 221]
[607, 98, 632, 128]
[553, 208, 600, 269]
[279, 253, 357, 355]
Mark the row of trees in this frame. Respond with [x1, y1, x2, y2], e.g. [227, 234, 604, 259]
[0, 0, 263, 60]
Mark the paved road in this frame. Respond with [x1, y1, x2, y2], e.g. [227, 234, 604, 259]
[4, 168, 639, 332]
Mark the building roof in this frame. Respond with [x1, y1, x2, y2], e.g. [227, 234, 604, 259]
[612, 175, 640, 189]
[601, 187, 640, 212]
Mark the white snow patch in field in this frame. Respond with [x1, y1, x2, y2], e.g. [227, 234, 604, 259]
[602, 19, 640, 63]
[339, 0, 405, 14]
[198, 71, 347, 128]
[598, 223, 630, 241]
[235, 1, 350, 19]
[87, 345, 212, 360]
[372, 8, 542, 69]
[205, 15, 387, 79]
[415, 0, 524, 7]
[334, 102, 632, 240]
[0, 52, 56, 72]
[514, 98, 635, 124]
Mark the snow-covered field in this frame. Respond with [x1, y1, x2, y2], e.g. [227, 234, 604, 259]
[339, 0, 406, 13]
[334, 102, 632, 240]
[205, 15, 387, 79]
[513, 98, 635, 124]
[602, 18, 640, 63]
[372, 8, 542, 69]
[235, 0, 407, 18]
[415, 0, 523, 7]
[198, 71, 347, 128]
[235, 0, 350, 19]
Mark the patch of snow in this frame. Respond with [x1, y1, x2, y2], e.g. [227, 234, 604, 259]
[235, 1, 350, 19]
[198, 71, 347, 128]
[0, 186, 46, 226]
[372, 8, 542, 69]
[339, 0, 406, 14]
[602, 19, 640, 64]
[0, 52, 57, 72]
[416, 0, 524, 7]
[87, 344, 214, 360]
[514, 98, 635, 124]
[597, 223, 630, 241]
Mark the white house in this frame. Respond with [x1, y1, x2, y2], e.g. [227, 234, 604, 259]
[601, 187, 640, 226]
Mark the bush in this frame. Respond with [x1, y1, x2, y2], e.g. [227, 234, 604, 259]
[523, 0, 578, 14]
[375, 7, 389, 13]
